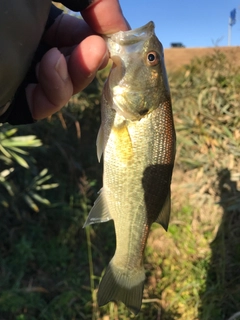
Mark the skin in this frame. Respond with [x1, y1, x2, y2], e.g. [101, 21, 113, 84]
[27, 0, 130, 120]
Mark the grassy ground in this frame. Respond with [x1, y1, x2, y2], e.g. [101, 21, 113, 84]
[0, 51, 239, 319]
[156, 50, 240, 320]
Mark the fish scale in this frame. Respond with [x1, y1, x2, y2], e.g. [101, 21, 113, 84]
[84, 21, 176, 314]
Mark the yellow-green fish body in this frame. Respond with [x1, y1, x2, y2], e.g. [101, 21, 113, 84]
[84, 21, 176, 314]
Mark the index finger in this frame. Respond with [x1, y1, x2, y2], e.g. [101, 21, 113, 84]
[81, 0, 130, 34]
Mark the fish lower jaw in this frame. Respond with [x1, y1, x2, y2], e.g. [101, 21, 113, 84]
[112, 98, 140, 121]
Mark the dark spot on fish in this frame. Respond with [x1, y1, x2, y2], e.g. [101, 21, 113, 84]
[142, 164, 173, 224]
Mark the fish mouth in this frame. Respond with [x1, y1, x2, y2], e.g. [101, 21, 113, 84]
[106, 21, 155, 47]
[106, 21, 155, 71]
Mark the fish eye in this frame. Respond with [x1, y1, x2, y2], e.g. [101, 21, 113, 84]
[146, 51, 159, 66]
[148, 53, 155, 61]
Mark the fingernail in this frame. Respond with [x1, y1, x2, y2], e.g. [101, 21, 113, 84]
[55, 54, 69, 81]
[98, 50, 109, 70]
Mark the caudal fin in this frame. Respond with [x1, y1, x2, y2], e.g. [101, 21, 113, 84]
[97, 260, 145, 315]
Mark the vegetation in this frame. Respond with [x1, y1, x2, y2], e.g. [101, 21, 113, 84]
[0, 50, 239, 320]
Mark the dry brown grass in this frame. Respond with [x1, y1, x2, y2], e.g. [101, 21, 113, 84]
[164, 46, 240, 72]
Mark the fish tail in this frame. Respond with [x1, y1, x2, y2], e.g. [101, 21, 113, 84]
[97, 259, 145, 315]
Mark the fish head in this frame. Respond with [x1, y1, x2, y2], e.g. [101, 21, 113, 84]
[105, 21, 170, 120]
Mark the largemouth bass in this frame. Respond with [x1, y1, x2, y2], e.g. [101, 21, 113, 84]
[84, 21, 176, 314]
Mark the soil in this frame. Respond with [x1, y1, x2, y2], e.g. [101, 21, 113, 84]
[164, 46, 240, 72]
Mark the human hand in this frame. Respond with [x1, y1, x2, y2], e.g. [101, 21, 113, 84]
[27, 0, 129, 120]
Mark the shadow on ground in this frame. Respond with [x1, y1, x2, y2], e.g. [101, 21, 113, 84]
[199, 169, 240, 320]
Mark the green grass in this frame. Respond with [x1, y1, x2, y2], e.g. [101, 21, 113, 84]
[0, 51, 239, 319]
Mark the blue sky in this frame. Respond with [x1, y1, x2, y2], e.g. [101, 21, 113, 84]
[118, 0, 240, 48]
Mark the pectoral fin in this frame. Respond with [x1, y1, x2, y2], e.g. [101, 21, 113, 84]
[83, 188, 112, 227]
[96, 125, 104, 162]
[155, 191, 171, 231]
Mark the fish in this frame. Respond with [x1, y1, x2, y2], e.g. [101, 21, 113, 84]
[84, 21, 176, 314]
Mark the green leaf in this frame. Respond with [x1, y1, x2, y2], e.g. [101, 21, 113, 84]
[3, 146, 28, 155]
[29, 192, 51, 205]
[0, 168, 14, 178]
[39, 168, 48, 177]
[1, 135, 42, 147]
[0, 144, 11, 158]
[23, 195, 39, 212]
[8, 151, 29, 168]
[4, 128, 18, 137]
[35, 175, 53, 186]
[35, 183, 59, 190]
